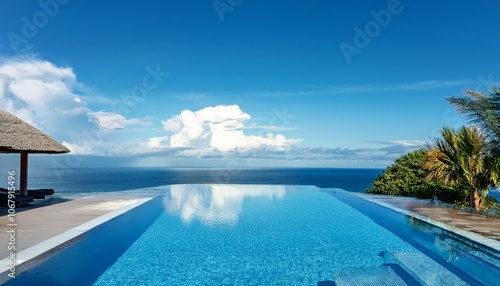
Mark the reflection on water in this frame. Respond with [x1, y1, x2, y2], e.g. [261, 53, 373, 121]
[163, 184, 287, 226]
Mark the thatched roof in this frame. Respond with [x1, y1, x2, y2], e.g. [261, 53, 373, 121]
[0, 109, 70, 154]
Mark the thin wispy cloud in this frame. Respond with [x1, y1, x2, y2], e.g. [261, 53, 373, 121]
[392, 80, 476, 91]
[162, 80, 476, 99]
[162, 92, 220, 103]
[362, 140, 425, 156]
[88, 111, 151, 132]
[245, 124, 299, 131]
[254, 80, 476, 97]
[295, 141, 422, 160]
[366, 140, 425, 147]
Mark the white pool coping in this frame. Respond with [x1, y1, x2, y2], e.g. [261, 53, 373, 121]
[0, 196, 155, 281]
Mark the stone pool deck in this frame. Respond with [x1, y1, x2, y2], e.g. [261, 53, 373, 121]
[361, 194, 500, 245]
[0, 188, 162, 261]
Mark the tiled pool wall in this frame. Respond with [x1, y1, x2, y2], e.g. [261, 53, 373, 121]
[329, 188, 500, 285]
[1, 196, 164, 285]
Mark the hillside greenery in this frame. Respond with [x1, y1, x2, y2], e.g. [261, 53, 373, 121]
[366, 87, 500, 210]
[365, 149, 468, 204]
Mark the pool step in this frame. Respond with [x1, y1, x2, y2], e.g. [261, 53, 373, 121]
[381, 251, 468, 286]
[332, 265, 408, 286]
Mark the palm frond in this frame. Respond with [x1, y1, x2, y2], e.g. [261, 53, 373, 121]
[447, 87, 500, 151]
[423, 126, 492, 192]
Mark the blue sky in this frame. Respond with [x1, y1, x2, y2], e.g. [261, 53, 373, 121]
[0, 0, 499, 168]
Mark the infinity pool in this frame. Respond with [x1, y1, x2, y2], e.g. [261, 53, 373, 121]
[96, 185, 416, 285]
[4, 185, 499, 285]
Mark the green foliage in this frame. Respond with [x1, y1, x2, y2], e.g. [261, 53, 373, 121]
[365, 87, 500, 210]
[423, 126, 500, 210]
[365, 149, 467, 203]
[448, 87, 500, 155]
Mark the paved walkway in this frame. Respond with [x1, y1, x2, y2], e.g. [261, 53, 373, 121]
[362, 194, 500, 242]
[0, 189, 161, 259]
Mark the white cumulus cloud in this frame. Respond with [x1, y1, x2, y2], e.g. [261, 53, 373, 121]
[0, 57, 425, 166]
[0, 57, 154, 155]
[146, 136, 170, 149]
[0, 58, 82, 127]
[61, 141, 95, 156]
[162, 105, 301, 155]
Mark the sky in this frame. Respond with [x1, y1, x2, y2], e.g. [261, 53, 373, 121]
[0, 0, 499, 169]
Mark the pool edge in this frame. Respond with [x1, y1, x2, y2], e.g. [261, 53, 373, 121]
[354, 192, 500, 252]
[0, 195, 157, 282]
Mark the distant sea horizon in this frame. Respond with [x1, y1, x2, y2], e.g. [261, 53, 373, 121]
[16, 167, 384, 194]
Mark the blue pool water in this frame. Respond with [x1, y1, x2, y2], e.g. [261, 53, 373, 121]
[93, 185, 416, 285]
[5, 185, 499, 285]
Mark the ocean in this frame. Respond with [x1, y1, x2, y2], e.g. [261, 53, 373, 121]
[14, 168, 383, 194]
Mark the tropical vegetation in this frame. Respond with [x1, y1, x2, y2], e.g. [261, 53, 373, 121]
[365, 149, 468, 204]
[423, 126, 498, 209]
[448, 87, 500, 155]
[366, 87, 500, 210]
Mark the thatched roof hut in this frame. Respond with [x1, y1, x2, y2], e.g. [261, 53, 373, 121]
[0, 109, 70, 196]
[0, 109, 70, 154]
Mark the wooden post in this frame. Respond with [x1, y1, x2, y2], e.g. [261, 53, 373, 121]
[20, 152, 28, 196]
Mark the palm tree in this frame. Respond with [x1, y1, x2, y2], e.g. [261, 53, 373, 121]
[447, 87, 500, 154]
[423, 126, 499, 210]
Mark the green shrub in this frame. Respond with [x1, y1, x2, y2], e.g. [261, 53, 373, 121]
[365, 149, 466, 203]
